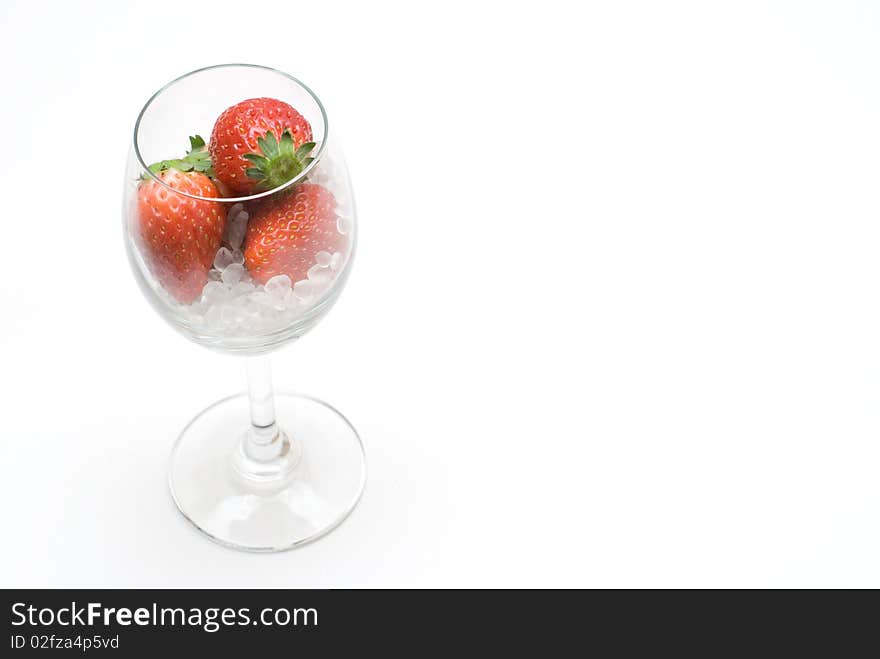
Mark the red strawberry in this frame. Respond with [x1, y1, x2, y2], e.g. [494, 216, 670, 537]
[244, 183, 344, 285]
[137, 137, 226, 303]
[209, 97, 314, 195]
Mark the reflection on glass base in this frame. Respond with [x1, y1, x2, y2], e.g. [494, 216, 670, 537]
[169, 393, 366, 552]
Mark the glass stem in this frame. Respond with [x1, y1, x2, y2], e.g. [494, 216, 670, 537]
[245, 355, 282, 461]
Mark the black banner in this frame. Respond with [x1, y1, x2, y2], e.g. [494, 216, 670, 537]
[1, 589, 875, 653]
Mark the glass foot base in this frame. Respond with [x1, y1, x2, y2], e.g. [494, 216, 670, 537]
[169, 392, 366, 552]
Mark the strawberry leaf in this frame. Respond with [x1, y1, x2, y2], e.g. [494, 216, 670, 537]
[279, 131, 295, 157]
[243, 154, 270, 167]
[145, 135, 215, 180]
[295, 142, 316, 160]
[243, 130, 316, 191]
[257, 132, 280, 159]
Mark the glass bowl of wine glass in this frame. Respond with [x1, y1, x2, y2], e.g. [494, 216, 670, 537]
[122, 64, 364, 552]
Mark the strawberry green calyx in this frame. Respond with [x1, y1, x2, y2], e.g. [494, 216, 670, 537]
[144, 135, 214, 179]
[243, 130, 315, 192]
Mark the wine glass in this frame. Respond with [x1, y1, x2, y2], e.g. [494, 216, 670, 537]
[122, 64, 364, 551]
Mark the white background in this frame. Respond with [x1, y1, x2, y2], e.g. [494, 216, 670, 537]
[1, 0, 879, 587]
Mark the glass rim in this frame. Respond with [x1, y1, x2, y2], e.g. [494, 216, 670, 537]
[133, 63, 330, 204]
